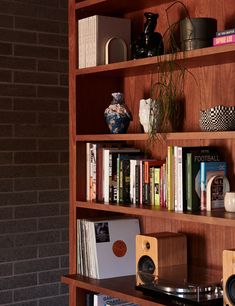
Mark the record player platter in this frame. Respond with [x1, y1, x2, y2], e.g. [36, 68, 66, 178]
[136, 265, 223, 305]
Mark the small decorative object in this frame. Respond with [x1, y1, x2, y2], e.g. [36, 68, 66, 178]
[139, 98, 163, 133]
[224, 192, 235, 212]
[180, 17, 217, 51]
[199, 105, 235, 131]
[104, 92, 132, 134]
[131, 12, 164, 59]
[105, 37, 128, 64]
[206, 175, 230, 211]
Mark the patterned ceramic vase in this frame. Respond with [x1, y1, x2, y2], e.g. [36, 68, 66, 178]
[104, 92, 132, 134]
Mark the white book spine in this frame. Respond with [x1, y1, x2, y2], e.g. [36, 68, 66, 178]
[103, 149, 110, 203]
[174, 146, 178, 211]
[177, 146, 183, 211]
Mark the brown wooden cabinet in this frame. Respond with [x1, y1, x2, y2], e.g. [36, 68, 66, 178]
[62, 0, 235, 305]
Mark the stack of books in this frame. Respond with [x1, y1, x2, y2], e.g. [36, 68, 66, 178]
[78, 15, 131, 68]
[213, 28, 235, 46]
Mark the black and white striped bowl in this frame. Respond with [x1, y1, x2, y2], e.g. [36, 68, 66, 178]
[199, 105, 235, 131]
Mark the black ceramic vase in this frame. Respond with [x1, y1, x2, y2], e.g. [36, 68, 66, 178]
[132, 12, 164, 59]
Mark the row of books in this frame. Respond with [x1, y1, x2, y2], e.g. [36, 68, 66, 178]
[213, 27, 235, 46]
[86, 143, 227, 212]
[86, 293, 139, 306]
[77, 217, 140, 279]
[78, 15, 131, 68]
[168, 145, 227, 212]
[86, 142, 167, 206]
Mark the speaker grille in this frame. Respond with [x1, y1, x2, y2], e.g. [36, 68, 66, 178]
[137, 255, 155, 284]
[226, 274, 235, 304]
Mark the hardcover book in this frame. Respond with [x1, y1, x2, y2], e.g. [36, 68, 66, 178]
[93, 293, 122, 306]
[143, 159, 164, 205]
[177, 146, 220, 212]
[186, 150, 221, 211]
[213, 34, 235, 46]
[200, 161, 227, 211]
[206, 175, 230, 211]
[216, 28, 235, 37]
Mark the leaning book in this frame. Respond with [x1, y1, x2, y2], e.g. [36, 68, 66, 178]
[200, 161, 227, 211]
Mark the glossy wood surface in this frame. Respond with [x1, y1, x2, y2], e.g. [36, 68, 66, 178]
[62, 274, 180, 306]
[66, 0, 235, 305]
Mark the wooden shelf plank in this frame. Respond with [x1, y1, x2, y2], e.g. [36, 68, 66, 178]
[76, 131, 235, 142]
[76, 201, 235, 227]
[76, 0, 173, 18]
[61, 274, 173, 306]
[75, 44, 235, 77]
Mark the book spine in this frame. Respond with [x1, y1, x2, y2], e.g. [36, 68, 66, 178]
[86, 142, 91, 201]
[154, 167, 160, 207]
[116, 155, 120, 203]
[213, 34, 235, 46]
[177, 147, 183, 212]
[103, 149, 110, 203]
[119, 158, 124, 203]
[139, 160, 143, 205]
[122, 159, 131, 203]
[135, 164, 140, 204]
[216, 28, 235, 37]
[200, 162, 207, 211]
[91, 143, 97, 201]
[150, 167, 154, 205]
[186, 153, 192, 211]
[174, 146, 178, 211]
[167, 146, 174, 210]
[144, 162, 150, 205]
[129, 160, 134, 203]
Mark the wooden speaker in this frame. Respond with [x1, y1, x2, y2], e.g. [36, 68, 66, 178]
[136, 232, 187, 285]
[223, 249, 235, 306]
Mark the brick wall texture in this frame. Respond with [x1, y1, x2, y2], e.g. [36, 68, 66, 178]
[0, 0, 69, 305]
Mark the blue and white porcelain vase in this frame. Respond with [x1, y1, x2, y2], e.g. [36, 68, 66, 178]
[104, 92, 132, 134]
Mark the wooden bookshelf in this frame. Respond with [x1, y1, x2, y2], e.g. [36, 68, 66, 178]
[64, 0, 235, 305]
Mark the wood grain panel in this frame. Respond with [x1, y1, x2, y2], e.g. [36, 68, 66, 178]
[142, 216, 235, 270]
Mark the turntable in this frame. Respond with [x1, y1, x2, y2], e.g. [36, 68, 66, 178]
[136, 265, 223, 305]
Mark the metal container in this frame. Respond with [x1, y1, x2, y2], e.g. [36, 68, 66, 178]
[180, 17, 217, 51]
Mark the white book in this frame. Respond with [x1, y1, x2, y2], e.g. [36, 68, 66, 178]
[87, 218, 140, 279]
[78, 15, 131, 67]
[93, 294, 122, 306]
[174, 146, 178, 211]
[177, 146, 183, 212]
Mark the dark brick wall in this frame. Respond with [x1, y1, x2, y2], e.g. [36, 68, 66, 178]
[0, 0, 69, 305]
